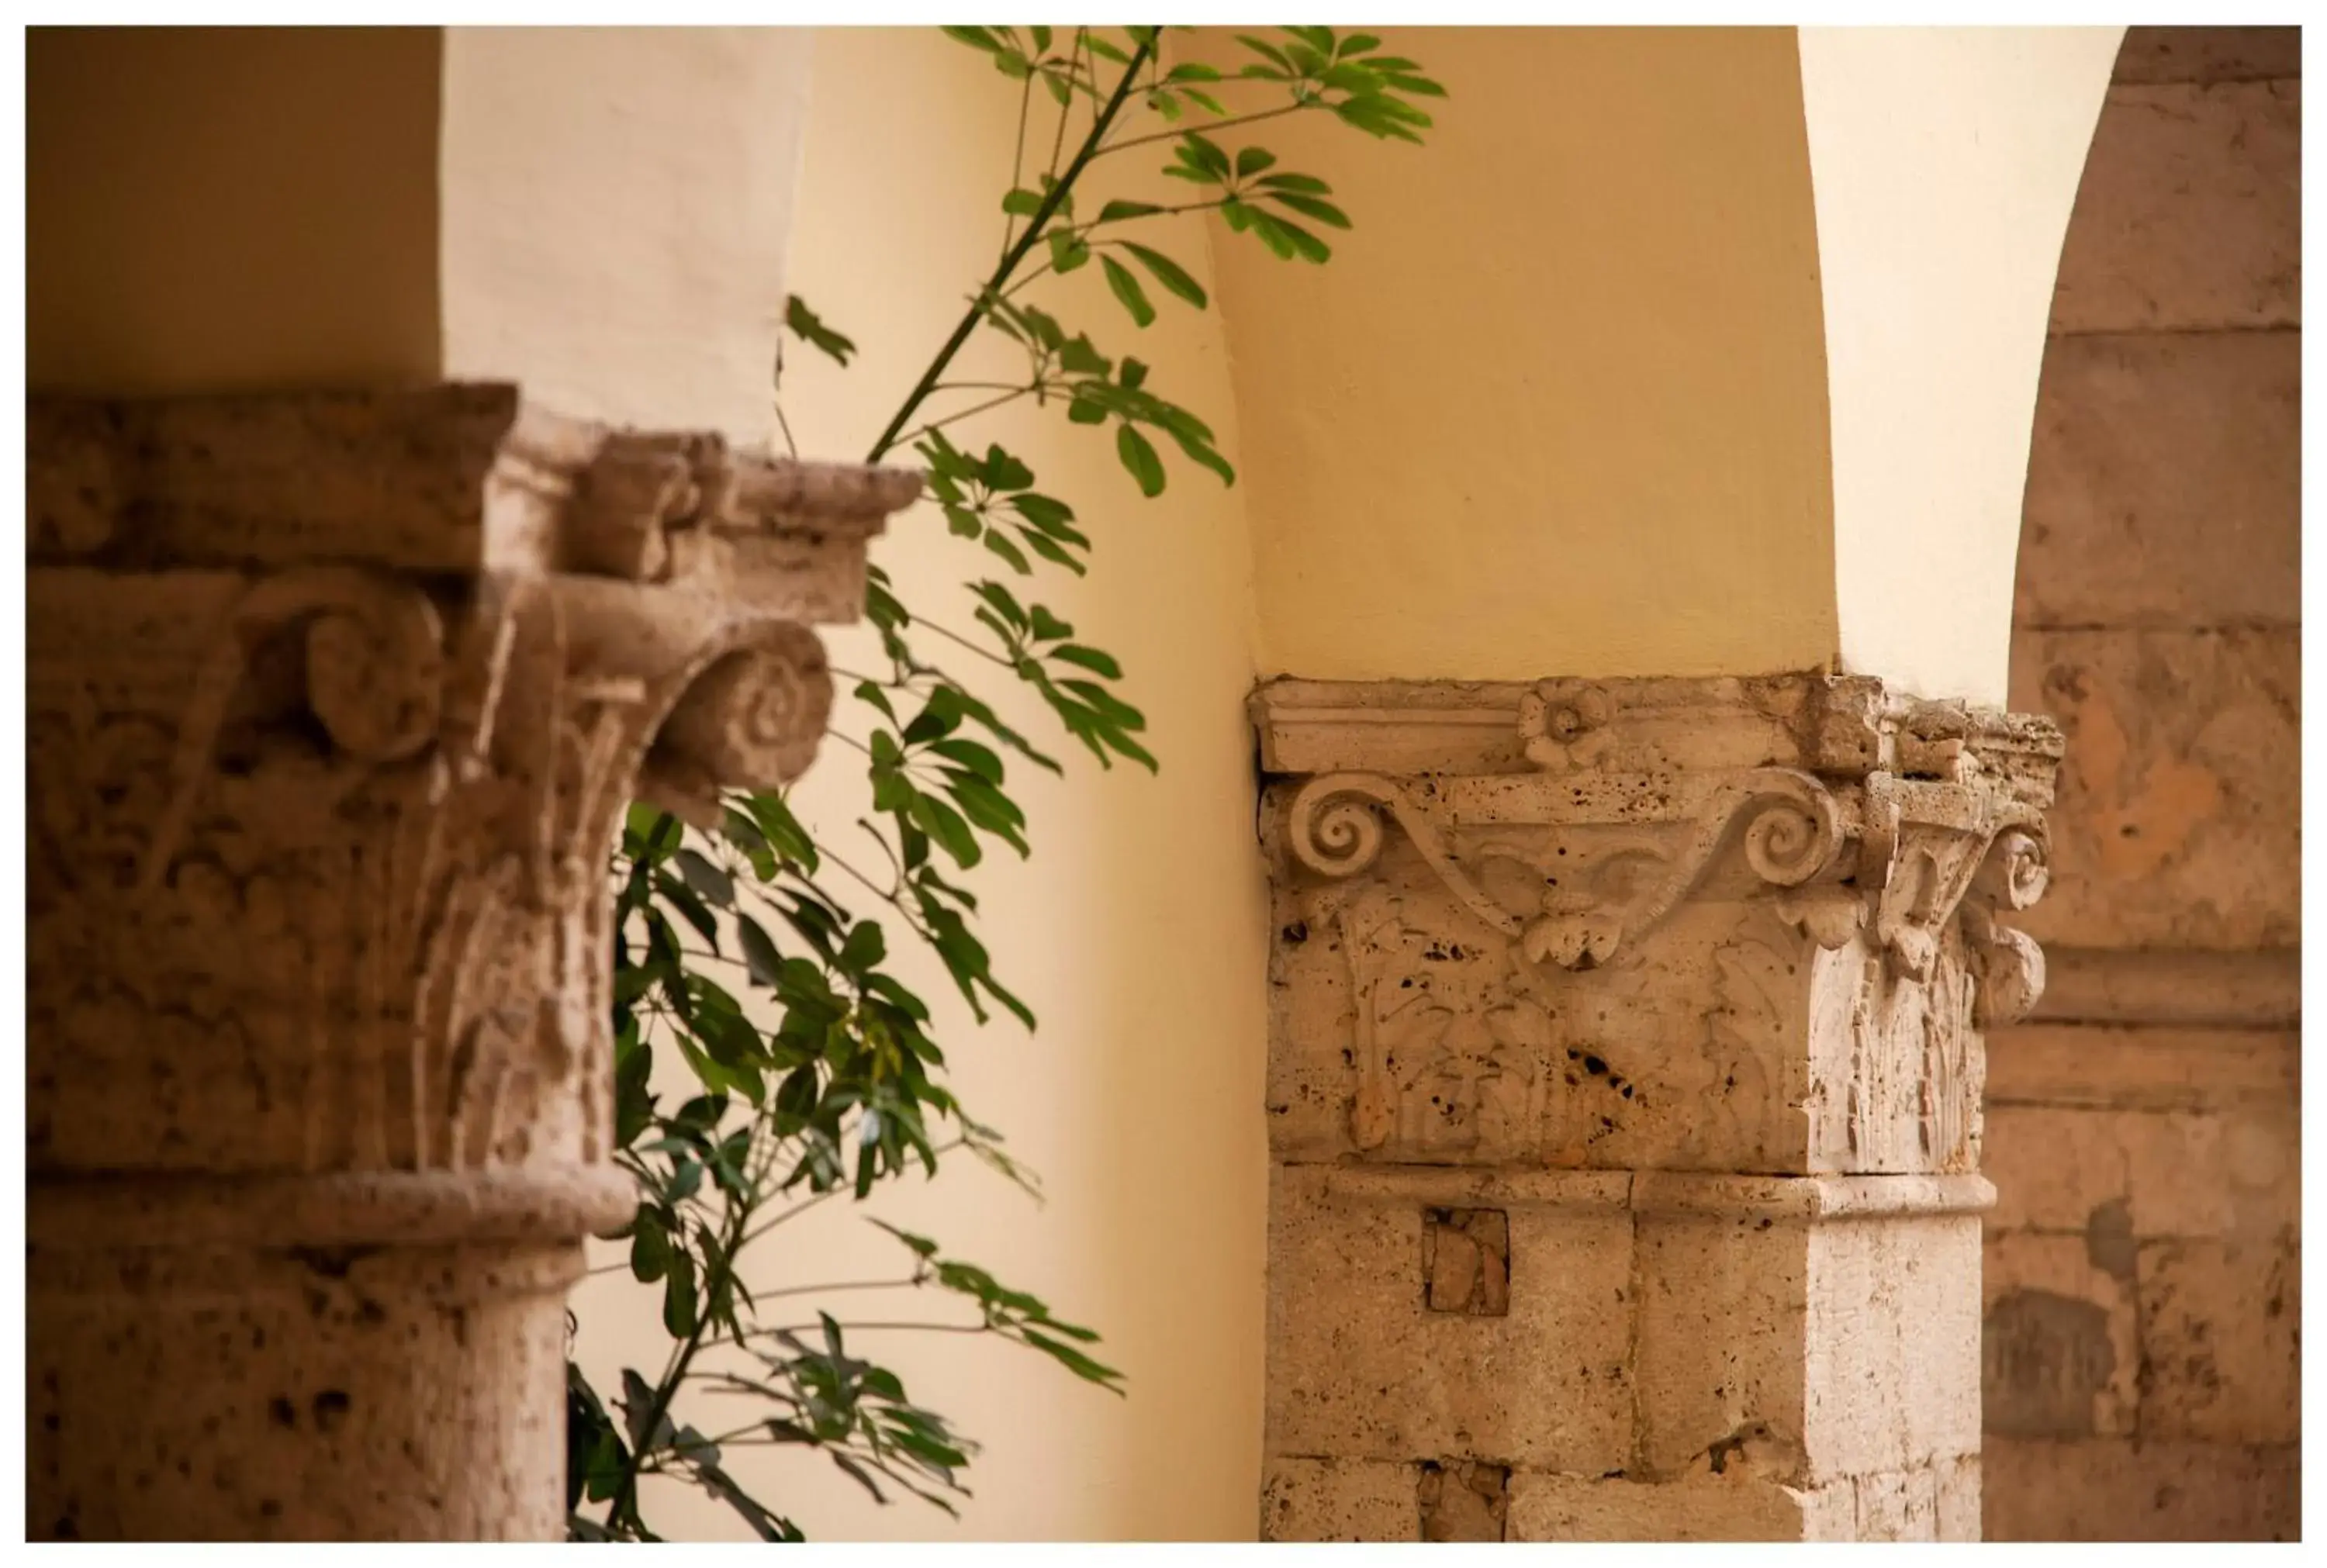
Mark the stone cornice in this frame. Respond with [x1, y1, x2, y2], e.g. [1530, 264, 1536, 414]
[29, 383, 916, 606]
[1254, 674, 2063, 1176]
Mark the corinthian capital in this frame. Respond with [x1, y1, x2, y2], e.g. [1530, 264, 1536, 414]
[29, 384, 915, 1186]
[26, 385, 917, 1540]
[1254, 674, 2063, 1176]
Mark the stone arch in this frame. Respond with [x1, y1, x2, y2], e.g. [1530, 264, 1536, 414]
[1982, 26, 2300, 1543]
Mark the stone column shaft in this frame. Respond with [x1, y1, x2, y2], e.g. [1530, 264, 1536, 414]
[1253, 675, 2061, 1542]
[26, 385, 917, 1539]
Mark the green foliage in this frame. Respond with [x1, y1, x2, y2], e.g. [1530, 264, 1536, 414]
[569, 22, 1437, 1541]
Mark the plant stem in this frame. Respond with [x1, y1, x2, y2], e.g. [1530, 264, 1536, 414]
[606, 1145, 771, 1533]
[866, 29, 1157, 465]
[894, 385, 1039, 449]
[1001, 68, 1033, 258]
[1098, 101, 1305, 157]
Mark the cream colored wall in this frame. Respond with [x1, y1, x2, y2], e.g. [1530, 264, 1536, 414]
[1204, 26, 1839, 682]
[565, 26, 1270, 1542]
[438, 27, 817, 437]
[1798, 26, 2122, 704]
[26, 26, 442, 393]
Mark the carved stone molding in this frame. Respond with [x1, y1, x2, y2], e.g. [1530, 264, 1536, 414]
[1257, 675, 2062, 1542]
[25, 385, 916, 1541]
[1257, 673, 2064, 1179]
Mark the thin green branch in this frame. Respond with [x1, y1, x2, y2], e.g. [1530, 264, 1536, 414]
[866, 29, 1157, 464]
[1097, 100, 1306, 157]
[1001, 67, 1035, 258]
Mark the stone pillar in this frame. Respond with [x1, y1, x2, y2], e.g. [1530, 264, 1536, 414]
[1253, 675, 2062, 1542]
[25, 385, 917, 1540]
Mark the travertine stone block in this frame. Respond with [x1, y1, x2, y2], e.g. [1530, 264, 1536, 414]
[2120, 1107, 2301, 1242]
[24, 386, 914, 1540]
[1852, 1465, 1940, 1541]
[1259, 1457, 1419, 1542]
[2011, 627, 2298, 952]
[1257, 677, 2060, 1542]
[1989, 1023, 2299, 1111]
[2017, 333, 2298, 630]
[1267, 1166, 1634, 1472]
[1983, 1232, 2140, 1439]
[2025, 950, 2300, 1030]
[1982, 1105, 2132, 1232]
[1983, 1435, 2299, 1542]
[1931, 1453, 1982, 1542]
[2137, 1238, 2301, 1444]
[2113, 26, 2300, 86]
[1417, 1460, 1509, 1541]
[2049, 81, 2300, 333]
[1505, 1470, 1849, 1542]
[1423, 1208, 1511, 1315]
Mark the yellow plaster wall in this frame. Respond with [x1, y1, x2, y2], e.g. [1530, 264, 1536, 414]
[1798, 26, 2122, 703]
[565, 26, 1271, 1542]
[1202, 26, 1840, 683]
[26, 26, 443, 393]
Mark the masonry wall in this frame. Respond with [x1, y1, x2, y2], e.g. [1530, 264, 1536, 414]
[1983, 26, 2301, 1542]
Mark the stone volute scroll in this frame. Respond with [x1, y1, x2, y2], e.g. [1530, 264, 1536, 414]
[25, 385, 918, 1542]
[1253, 675, 2062, 1542]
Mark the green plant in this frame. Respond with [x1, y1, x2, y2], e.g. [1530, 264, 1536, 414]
[566, 24, 1440, 1541]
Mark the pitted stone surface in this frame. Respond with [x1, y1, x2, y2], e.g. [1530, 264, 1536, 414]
[1991, 29, 2301, 1540]
[25, 384, 910, 1540]
[1256, 675, 2059, 1541]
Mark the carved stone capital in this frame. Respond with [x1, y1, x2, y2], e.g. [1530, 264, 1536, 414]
[26, 385, 916, 1539]
[1255, 675, 2063, 1176]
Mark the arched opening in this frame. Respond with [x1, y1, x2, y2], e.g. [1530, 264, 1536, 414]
[1983, 26, 2299, 1542]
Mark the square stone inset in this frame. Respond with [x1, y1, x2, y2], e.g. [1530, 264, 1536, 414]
[1419, 1460, 1509, 1542]
[1424, 1208, 1510, 1316]
[1267, 1166, 1633, 1472]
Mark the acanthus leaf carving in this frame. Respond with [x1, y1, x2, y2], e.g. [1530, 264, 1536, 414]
[28, 387, 917, 1189]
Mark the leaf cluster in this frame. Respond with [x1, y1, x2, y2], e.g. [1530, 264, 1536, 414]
[572, 23, 1438, 1542]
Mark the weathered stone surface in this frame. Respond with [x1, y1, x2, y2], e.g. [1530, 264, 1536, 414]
[1983, 1232, 2140, 1440]
[24, 385, 911, 1540]
[1417, 1459, 1509, 1541]
[1803, 1214, 1986, 1477]
[1851, 1464, 1939, 1541]
[2049, 81, 2300, 333]
[2015, 332, 2298, 630]
[1258, 1457, 1419, 1542]
[1257, 676, 2059, 1542]
[1983, 1436, 2299, 1542]
[1423, 1208, 1511, 1315]
[1987, 1024, 2299, 1114]
[2120, 1107, 2301, 1242]
[2137, 1238, 2301, 1445]
[2010, 627, 2298, 952]
[1505, 1470, 1841, 1542]
[2024, 950, 2299, 1029]
[1997, 33, 2301, 1540]
[1983, 1100, 2296, 1245]
[1260, 675, 2061, 1178]
[1266, 1166, 1633, 1472]
[1931, 1452, 1982, 1542]
[1981, 1105, 2132, 1232]
[2113, 27, 2300, 87]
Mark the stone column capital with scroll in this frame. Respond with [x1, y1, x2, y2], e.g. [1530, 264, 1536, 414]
[1253, 674, 2062, 1542]
[26, 384, 918, 1540]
